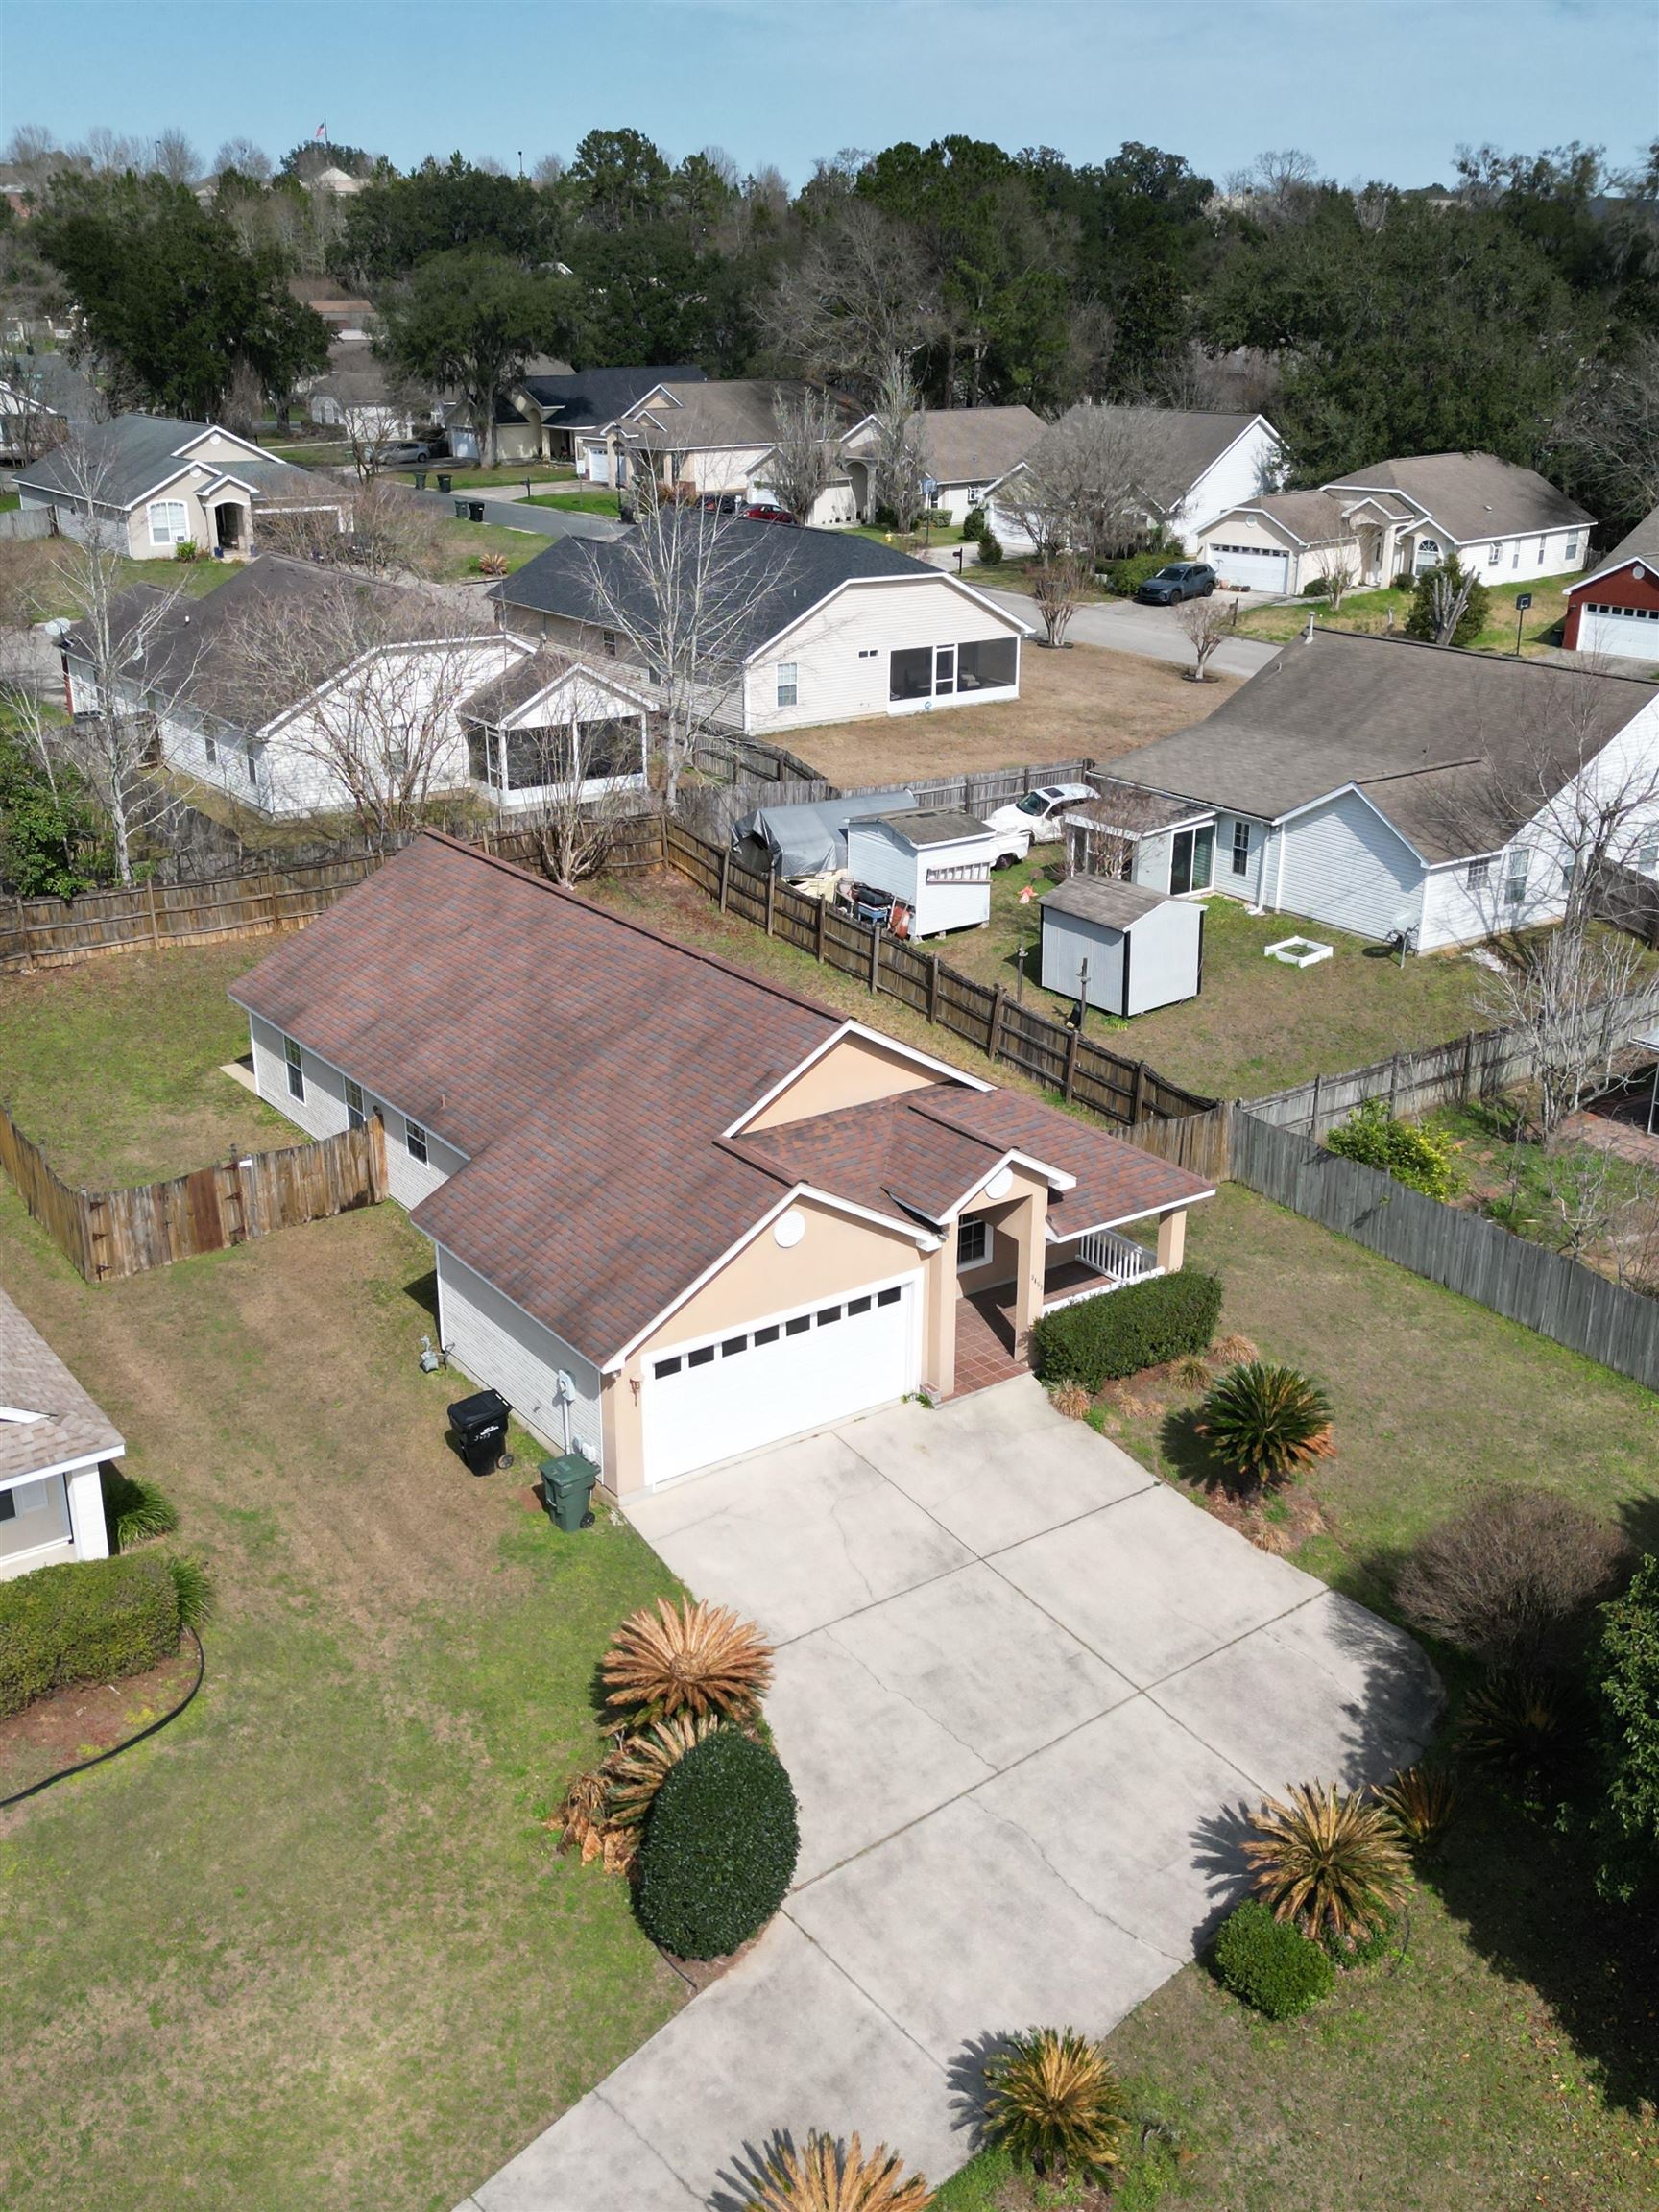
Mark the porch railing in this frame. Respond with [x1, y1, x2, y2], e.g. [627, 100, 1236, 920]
[1044, 1226, 1162, 1311]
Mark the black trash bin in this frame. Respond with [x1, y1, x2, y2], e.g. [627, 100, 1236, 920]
[412, 469, 427, 491]
[467, 499, 486, 523]
[436, 472, 452, 493]
[447, 1387, 512, 1476]
[541, 1452, 598, 1531]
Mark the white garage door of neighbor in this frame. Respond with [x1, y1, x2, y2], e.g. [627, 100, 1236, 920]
[1208, 542, 1290, 594]
[642, 1277, 918, 1485]
[1579, 608, 1659, 661]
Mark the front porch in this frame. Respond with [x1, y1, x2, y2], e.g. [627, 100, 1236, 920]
[950, 1229, 1162, 1399]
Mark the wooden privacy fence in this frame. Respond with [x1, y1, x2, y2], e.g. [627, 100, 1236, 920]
[0, 1107, 390, 1282]
[0, 820, 664, 975]
[1244, 979, 1659, 1142]
[1230, 1107, 1659, 1394]
[663, 821, 1214, 1130]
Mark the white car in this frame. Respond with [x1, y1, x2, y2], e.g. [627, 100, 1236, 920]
[983, 783, 1097, 855]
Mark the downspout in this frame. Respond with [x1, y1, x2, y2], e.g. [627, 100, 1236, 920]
[1274, 819, 1287, 912]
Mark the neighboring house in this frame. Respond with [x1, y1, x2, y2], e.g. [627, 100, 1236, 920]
[988, 407, 1286, 558]
[1074, 629, 1659, 951]
[63, 556, 650, 817]
[303, 164, 369, 198]
[232, 833, 1214, 1493]
[17, 414, 350, 559]
[1196, 452, 1594, 596]
[1563, 503, 1659, 663]
[0, 1284, 118, 1582]
[493, 517, 1030, 736]
[837, 404, 1046, 526]
[509, 364, 706, 466]
[589, 378, 861, 525]
[0, 352, 101, 465]
[286, 278, 374, 339]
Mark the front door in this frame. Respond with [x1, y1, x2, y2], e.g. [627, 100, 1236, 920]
[1169, 825, 1214, 896]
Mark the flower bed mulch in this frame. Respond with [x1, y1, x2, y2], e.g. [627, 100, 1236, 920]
[0, 1643, 199, 1805]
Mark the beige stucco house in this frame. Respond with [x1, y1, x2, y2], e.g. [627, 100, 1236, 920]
[232, 834, 1212, 1497]
[17, 413, 349, 560]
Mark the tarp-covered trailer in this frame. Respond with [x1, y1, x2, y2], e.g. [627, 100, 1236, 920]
[733, 788, 917, 879]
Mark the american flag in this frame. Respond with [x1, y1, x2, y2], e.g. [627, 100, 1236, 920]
[314, 122, 327, 143]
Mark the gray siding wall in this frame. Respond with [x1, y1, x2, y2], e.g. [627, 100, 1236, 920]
[249, 1013, 466, 1208]
[436, 1246, 604, 1467]
[1124, 902, 1203, 1016]
[1040, 910, 1127, 1012]
[1275, 790, 1425, 941]
[1214, 813, 1268, 903]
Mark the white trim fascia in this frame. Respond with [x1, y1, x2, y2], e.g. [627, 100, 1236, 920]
[0, 1442, 124, 1491]
[741, 567, 1033, 664]
[494, 663, 658, 727]
[130, 463, 204, 509]
[937, 1147, 1077, 1225]
[722, 1020, 993, 1140]
[1045, 1188, 1217, 1243]
[602, 1181, 939, 1374]
[1201, 502, 1315, 549]
[1571, 555, 1654, 597]
[1187, 414, 1284, 494]
[175, 422, 268, 464]
[1267, 777, 1436, 864]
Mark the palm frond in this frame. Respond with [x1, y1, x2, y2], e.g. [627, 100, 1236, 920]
[1243, 1780, 1410, 1943]
[742, 2131, 932, 2211]
[602, 1597, 774, 1723]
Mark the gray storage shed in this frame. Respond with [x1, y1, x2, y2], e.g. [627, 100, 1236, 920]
[1039, 876, 1204, 1018]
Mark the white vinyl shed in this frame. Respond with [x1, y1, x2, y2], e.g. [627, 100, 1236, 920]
[845, 810, 997, 938]
[1039, 877, 1204, 1018]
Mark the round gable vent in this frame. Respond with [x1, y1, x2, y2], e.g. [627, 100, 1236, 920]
[1635, 564, 1647, 583]
[774, 1208, 806, 1249]
[984, 1166, 1014, 1200]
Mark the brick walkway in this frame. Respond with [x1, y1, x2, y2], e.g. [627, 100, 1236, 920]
[952, 1289, 1028, 1398]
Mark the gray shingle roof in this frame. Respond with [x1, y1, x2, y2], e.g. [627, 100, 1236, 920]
[516, 365, 706, 431]
[1324, 452, 1593, 542]
[864, 809, 993, 848]
[493, 516, 944, 662]
[1107, 629, 1657, 862]
[1582, 501, 1659, 582]
[1014, 405, 1269, 507]
[912, 406, 1046, 488]
[1041, 878, 1171, 929]
[16, 414, 323, 510]
[0, 1285, 124, 1484]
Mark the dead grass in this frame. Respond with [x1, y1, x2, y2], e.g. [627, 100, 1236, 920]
[784, 638, 1239, 785]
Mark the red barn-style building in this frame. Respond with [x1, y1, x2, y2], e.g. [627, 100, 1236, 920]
[1564, 505, 1659, 663]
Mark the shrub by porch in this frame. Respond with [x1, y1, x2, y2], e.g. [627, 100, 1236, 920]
[1029, 1267, 1222, 1392]
[0, 1552, 180, 1719]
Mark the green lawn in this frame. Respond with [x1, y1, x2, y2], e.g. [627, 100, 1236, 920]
[524, 487, 628, 516]
[1234, 573, 1578, 660]
[429, 463, 575, 491]
[0, 488, 19, 514]
[9, 547, 236, 624]
[948, 855, 1502, 1098]
[431, 517, 549, 579]
[0, 1190, 683, 2212]
[0, 943, 297, 1187]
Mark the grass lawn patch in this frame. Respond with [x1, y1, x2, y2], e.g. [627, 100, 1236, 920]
[780, 639, 1240, 786]
[0, 1188, 684, 2212]
[940, 858, 1500, 1098]
[1234, 574, 1577, 659]
[432, 463, 575, 490]
[523, 487, 627, 516]
[0, 539, 237, 624]
[0, 942, 297, 1187]
[431, 517, 548, 579]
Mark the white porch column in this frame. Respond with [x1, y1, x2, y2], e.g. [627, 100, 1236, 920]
[65, 1461, 110, 1561]
[1156, 1209, 1188, 1274]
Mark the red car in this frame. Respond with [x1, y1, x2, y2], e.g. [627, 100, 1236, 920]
[741, 502, 798, 526]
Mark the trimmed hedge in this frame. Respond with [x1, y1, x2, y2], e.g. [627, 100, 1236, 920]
[1097, 550, 1168, 596]
[0, 1552, 181, 1720]
[1213, 1898, 1334, 2018]
[1029, 1267, 1222, 1391]
[637, 1727, 800, 1960]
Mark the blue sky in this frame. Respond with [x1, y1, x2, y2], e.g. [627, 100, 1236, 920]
[2, 0, 1653, 188]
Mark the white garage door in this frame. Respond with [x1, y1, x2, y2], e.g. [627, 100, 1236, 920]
[1579, 606, 1659, 662]
[1208, 542, 1290, 594]
[641, 1277, 918, 1485]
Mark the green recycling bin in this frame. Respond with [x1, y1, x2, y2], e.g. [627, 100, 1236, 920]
[541, 1451, 598, 1532]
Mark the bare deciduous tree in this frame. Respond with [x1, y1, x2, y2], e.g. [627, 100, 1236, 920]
[152, 129, 201, 188]
[1029, 552, 1090, 649]
[41, 437, 201, 881]
[1064, 779, 1172, 881]
[993, 405, 1174, 565]
[764, 387, 841, 523]
[866, 352, 928, 532]
[1177, 593, 1232, 681]
[1310, 523, 1363, 610]
[1547, 332, 1659, 533]
[261, 478, 441, 580]
[1423, 562, 1479, 647]
[763, 201, 939, 400]
[576, 508, 778, 812]
[211, 137, 272, 182]
[0, 350, 72, 464]
[500, 691, 653, 886]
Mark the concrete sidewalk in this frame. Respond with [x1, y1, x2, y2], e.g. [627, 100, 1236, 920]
[461, 1381, 1438, 2212]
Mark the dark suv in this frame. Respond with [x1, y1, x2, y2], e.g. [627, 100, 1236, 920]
[1136, 561, 1218, 605]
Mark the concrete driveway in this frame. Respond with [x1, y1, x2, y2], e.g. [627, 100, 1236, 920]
[464, 1379, 1438, 2212]
[979, 583, 1283, 679]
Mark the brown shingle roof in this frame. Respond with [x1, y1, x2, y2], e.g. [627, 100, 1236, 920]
[1324, 452, 1592, 542]
[228, 835, 1214, 1360]
[0, 1286, 125, 1483]
[912, 1087, 1214, 1236]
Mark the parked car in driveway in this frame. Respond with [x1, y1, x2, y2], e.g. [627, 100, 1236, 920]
[742, 503, 799, 526]
[983, 781, 1097, 848]
[373, 441, 432, 468]
[1136, 562, 1217, 605]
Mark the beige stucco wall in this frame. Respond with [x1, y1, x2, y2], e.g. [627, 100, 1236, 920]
[745, 1034, 945, 1132]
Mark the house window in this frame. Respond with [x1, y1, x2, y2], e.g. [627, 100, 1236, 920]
[776, 662, 798, 709]
[1639, 833, 1659, 874]
[345, 1079, 365, 1130]
[406, 1120, 428, 1165]
[245, 746, 259, 788]
[1503, 853, 1529, 907]
[958, 637, 1018, 690]
[283, 1036, 304, 1101]
[890, 645, 932, 701]
[956, 1215, 990, 1269]
[601, 630, 617, 659]
[891, 637, 1016, 703]
[1466, 857, 1491, 889]
[147, 498, 188, 548]
[1230, 821, 1250, 877]
[1536, 537, 1547, 562]
[1566, 535, 1581, 564]
[1487, 542, 1502, 565]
